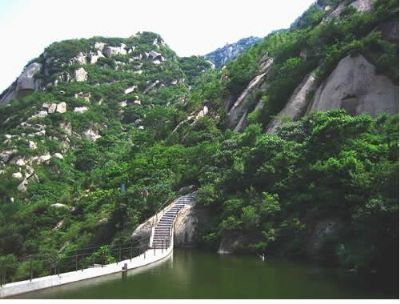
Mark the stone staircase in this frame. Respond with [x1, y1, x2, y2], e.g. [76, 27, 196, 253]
[151, 194, 195, 249]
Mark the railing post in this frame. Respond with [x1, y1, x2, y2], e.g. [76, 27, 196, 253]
[119, 246, 122, 262]
[75, 252, 78, 272]
[30, 255, 33, 282]
[130, 243, 133, 261]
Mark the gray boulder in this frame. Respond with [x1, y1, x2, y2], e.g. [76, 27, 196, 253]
[103, 44, 127, 58]
[74, 68, 88, 82]
[56, 102, 67, 113]
[307, 55, 399, 116]
[16, 62, 42, 92]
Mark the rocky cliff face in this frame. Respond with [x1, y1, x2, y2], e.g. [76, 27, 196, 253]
[307, 55, 398, 116]
[205, 36, 260, 68]
[226, 55, 273, 130]
[0, 62, 42, 105]
[222, 0, 398, 133]
[266, 71, 317, 133]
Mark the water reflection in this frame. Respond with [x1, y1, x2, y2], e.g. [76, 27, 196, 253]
[16, 249, 396, 299]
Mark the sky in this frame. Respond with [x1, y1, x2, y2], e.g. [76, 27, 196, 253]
[0, 0, 315, 92]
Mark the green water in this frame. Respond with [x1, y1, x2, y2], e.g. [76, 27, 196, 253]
[17, 249, 396, 299]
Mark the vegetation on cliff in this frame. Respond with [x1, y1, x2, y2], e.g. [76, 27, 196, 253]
[0, 0, 397, 285]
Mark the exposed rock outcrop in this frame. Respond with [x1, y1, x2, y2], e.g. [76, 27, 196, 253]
[74, 68, 88, 82]
[71, 52, 87, 65]
[56, 102, 67, 113]
[12, 172, 23, 180]
[74, 92, 91, 102]
[307, 55, 399, 116]
[16, 62, 42, 92]
[0, 62, 42, 105]
[90, 50, 104, 64]
[83, 128, 101, 141]
[74, 106, 88, 113]
[103, 44, 127, 58]
[350, 0, 373, 12]
[205, 36, 261, 68]
[323, 0, 373, 23]
[226, 57, 273, 129]
[266, 71, 317, 133]
[124, 86, 136, 94]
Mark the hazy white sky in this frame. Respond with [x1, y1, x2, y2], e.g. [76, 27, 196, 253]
[0, 0, 315, 92]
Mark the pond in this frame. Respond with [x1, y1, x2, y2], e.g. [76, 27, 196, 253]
[16, 249, 397, 299]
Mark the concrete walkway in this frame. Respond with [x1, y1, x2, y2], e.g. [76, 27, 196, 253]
[0, 245, 172, 298]
[0, 194, 196, 298]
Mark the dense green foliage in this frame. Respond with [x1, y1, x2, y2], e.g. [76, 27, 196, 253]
[0, 0, 397, 287]
[196, 111, 398, 274]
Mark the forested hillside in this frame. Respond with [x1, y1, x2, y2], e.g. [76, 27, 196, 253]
[0, 0, 397, 285]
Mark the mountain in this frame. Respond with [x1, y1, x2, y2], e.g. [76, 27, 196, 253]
[0, 0, 398, 287]
[205, 36, 261, 68]
[221, 0, 398, 132]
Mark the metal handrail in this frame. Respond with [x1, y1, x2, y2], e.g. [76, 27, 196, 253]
[0, 237, 151, 287]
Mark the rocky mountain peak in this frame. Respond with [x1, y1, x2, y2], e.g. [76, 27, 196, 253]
[205, 36, 261, 68]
